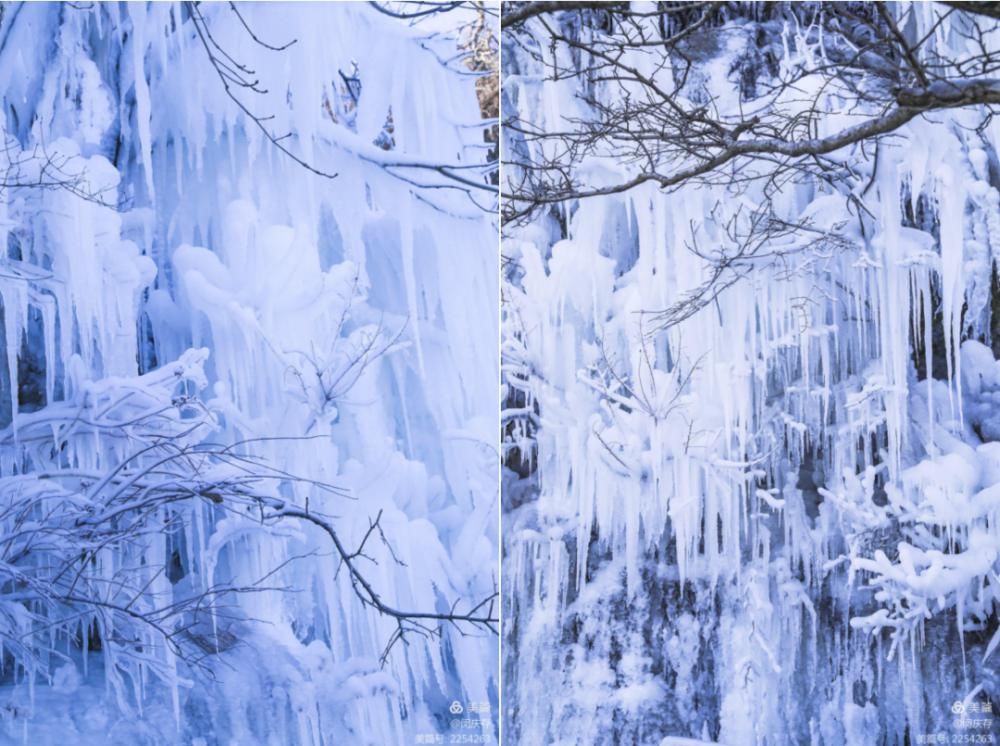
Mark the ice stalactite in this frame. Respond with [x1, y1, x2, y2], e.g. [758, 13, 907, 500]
[0, 3, 497, 744]
[503, 4, 1000, 744]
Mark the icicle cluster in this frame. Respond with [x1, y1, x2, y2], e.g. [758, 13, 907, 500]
[0, 3, 497, 743]
[503, 6, 1000, 744]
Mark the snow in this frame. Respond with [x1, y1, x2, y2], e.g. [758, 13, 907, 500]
[0, 3, 496, 744]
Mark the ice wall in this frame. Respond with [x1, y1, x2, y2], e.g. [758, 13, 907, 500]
[0, 3, 497, 744]
[503, 6, 1000, 745]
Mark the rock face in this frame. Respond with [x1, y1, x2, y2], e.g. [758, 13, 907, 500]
[502, 5, 1000, 744]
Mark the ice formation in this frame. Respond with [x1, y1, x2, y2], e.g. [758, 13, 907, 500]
[502, 4, 1000, 744]
[0, 3, 497, 744]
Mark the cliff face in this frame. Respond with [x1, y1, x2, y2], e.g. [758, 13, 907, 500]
[502, 5, 1000, 743]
